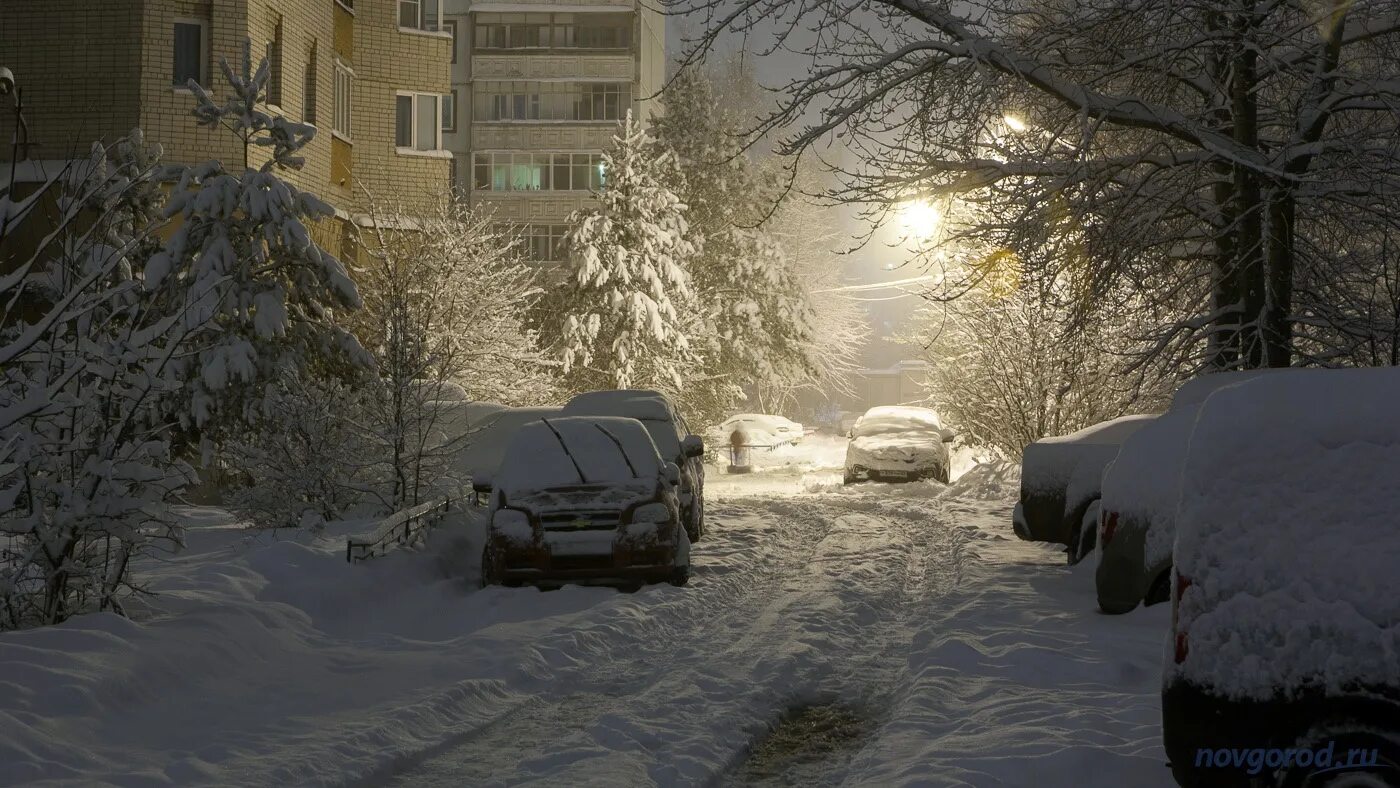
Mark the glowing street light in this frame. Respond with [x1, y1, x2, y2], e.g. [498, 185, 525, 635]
[1003, 114, 1027, 133]
[898, 199, 941, 240]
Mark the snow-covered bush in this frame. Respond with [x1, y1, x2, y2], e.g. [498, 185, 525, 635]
[557, 112, 700, 395]
[348, 200, 553, 508]
[0, 134, 191, 629]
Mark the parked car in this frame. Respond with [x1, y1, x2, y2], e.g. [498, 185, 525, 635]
[1097, 370, 1291, 614]
[842, 406, 954, 484]
[717, 413, 805, 447]
[478, 416, 690, 588]
[448, 407, 561, 495]
[1163, 368, 1400, 787]
[1012, 414, 1156, 563]
[562, 390, 706, 542]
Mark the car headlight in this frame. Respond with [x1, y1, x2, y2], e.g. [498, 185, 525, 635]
[631, 502, 672, 524]
[491, 508, 533, 541]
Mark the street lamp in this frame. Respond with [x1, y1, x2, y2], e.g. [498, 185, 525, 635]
[1002, 114, 1027, 133]
[898, 198, 941, 241]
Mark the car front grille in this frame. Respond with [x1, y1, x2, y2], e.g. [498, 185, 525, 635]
[538, 511, 623, 531]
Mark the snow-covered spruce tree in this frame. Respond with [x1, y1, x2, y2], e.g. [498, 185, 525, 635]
[653, 65, 823, 423]
[558, 113, 700, 395]
[1, 134, 192, 629]
[349, 199, 552, 509]
[151, 43, 368, 457]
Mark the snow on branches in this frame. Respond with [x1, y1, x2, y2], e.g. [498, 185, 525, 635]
[560, 112, 700, 394]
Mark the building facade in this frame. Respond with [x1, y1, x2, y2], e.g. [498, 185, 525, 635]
[441, 0, 664, 263]
[0, 0, 453, 219]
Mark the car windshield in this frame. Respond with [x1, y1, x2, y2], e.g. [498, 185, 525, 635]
[498, 418, 661, 493]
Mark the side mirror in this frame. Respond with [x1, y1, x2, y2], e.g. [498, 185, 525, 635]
[681, 435, 704, 458]
[940, 428, 956, 444]
[663, 462, 681, 486]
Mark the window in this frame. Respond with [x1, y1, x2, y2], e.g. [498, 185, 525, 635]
[474, 12, 631, 51]
[399, 0, 442, 31]
[474, 81, 628, 122]
[265, 16, 284, 106]
[471, 152, 605, 192]
[333, 61, 353, 138]
[445, 19, 459, 63]
[396, 92, 443, 152]
[523, 224, 570, 262]
[443, 90, 457, 133]
[172, 19, 207, 87]
[302, 43, 318, 124]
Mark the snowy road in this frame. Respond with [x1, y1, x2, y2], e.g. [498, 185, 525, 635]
[0, 439, 1175, 787]
[385, 486, 962, 786]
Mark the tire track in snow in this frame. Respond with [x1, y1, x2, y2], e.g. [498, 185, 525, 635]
[379, 489, 971, 788]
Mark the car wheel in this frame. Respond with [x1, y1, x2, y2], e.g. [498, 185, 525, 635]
[686, 496, 704, 543]
[1144, 568, 1172, 607]
[668, 565, 691, 587]
[1276, 719, 1400, 788]
[843, 471, 857, 485]
[479, 544, 503, 588]
[1066, 501, 1099, 565]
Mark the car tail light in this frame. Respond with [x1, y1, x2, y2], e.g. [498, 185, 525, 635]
[1101, 510, 1119, 545]
[1172, 572, 1193, 664]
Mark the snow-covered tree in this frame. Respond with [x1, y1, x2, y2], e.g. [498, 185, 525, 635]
[1, 135, 191, 629]
[151, 43, 369, 451]
[558, 113, 700, 394]
[672, 0, 1400, 374]
[351, 199, 552, 508]
[653, 65, 827, 423]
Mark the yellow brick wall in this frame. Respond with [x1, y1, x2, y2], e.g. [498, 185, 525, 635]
[0, 1, 144, 157]
[350, 1, 452, 216]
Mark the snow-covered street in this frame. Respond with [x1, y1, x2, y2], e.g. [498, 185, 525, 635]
[0, 439, 1173, 787]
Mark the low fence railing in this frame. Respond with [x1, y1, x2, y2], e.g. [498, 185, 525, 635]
[345, 495, 455, 563]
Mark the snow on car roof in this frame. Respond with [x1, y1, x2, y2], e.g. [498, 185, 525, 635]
[1034, 414, 1156, 446]
[450, 406, 561, 478]
[854, 406, 942, 431]
[563, 390, 676, 423]
[1171, 367, 1400, 698]
[498, 416, 664, 493]
[1170, 368, 1294, 407]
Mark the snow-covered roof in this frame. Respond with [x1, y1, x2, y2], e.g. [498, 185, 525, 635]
[497, 416, 664, 495]
[1171, 367, 1400, 698]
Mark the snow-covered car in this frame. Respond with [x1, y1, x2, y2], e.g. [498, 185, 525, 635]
[448, 406, 561, 493]
[1163, 368, 1400, 787]
[842, 405, 954, 484]
[478, 416, 690, 588]
[716, 413, 805, 447]
[1096, 370, 1293, 614]
[562, 390, 706, 542]
[1012, 414, 1156, 563]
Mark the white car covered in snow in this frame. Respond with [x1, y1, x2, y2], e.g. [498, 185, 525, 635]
[449, 406, 561, 494]
[715, 413, 805, 447]
[478, 416, 690, 588]
[1163, 368, 1400, 786]
[842, 406, 955, 484]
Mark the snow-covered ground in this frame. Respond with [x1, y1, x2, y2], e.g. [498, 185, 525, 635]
[0, 438, 1173, 787]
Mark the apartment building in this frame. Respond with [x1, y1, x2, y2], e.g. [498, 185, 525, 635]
[0, 0, 453, 222]
[441, 0, 665, 263]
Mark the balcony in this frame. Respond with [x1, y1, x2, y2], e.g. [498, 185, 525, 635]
[471, 53, 633, 81]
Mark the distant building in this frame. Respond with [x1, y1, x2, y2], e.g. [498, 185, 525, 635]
[441, 0, 665, 263]
[0, 0, 453, 225]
